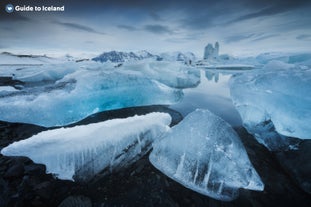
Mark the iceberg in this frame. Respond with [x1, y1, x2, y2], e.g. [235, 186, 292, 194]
[1, 112, 172, 181]
[256, 52, 311, 66]
[230, 67, 311, 150]
[149, 109, 264, 201]
[204, 42, 219, 60]
[0, 68, 182, 127]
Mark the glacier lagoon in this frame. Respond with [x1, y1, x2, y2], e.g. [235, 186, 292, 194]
[1, 52, 311, 204]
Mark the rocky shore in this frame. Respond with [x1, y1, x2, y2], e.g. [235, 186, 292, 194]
[1, 106, 311, 207]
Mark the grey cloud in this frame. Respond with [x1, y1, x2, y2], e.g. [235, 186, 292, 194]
[227, 1, 311, 25]
[252, 34, 279, 42]
[225, 34, 255, 43]
[0, 13, 31, 22]
[117, 25, 138, 31]
[84, 40, 95, 44]
[179, 15, 215, 30]
[296, 34, 311, 41]
[149, 12, 162, 21]
[143, 24, 173, 34]
[54, 21, 105, 35]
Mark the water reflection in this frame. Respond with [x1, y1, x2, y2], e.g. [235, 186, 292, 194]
[170, 69, 242, 126]
[205, 70, 219, 82]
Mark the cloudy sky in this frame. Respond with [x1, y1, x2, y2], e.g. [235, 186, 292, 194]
[0, 0, 310, 57]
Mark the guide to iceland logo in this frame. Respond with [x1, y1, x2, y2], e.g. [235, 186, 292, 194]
[6, 4, 14, 13]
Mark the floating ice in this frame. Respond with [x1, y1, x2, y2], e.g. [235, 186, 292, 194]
[204, 42, 219, 60]
[230, 67, 311, 150]
[149, 109, 264, 201]
[158, 52, 196, 63]
[1, 112, 172, 181]
[0, 68, 182, 127]
[256, 52, 311, 66]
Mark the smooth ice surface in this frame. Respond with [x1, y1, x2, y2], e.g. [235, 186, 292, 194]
[230, 67, 311, 149]
[0, 65, 182, 127]
[1, 112, 172, 181]
[150, 109, 264, 201]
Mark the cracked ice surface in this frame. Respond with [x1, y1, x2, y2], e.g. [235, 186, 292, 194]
[149, 109, 264, 201]
[1, 112, 172, 181]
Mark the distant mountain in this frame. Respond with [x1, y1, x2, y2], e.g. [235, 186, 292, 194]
[0, 52, 56, 65]
[92, 50, 155, 63]
[92, 50, 196, 63]
[1, 52, 51, 59]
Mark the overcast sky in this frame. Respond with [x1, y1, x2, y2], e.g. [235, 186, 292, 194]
[0, 0, 310, 57]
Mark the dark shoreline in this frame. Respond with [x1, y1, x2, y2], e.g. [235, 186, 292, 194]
[1, 106, 311, 207]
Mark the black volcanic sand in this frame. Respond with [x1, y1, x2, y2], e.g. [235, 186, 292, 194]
[1, 105, 311, 207]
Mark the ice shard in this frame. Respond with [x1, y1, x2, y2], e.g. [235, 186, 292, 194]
[1, 112, 172, 181]
[149, 109, 264, 201]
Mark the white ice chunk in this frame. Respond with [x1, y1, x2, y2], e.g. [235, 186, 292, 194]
[1, 112, 172, 181]
[149, 109, 264, 201]
[230, 67, 311, 149]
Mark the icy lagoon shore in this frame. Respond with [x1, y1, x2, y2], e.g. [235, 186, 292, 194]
[0, 51, 311, 206]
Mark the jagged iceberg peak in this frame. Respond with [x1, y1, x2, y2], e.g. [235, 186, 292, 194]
[204, 42, 219, 60]
[1, 112, 172, 181]
[230, 67, 311, 150]
[149, 109, 264, 201]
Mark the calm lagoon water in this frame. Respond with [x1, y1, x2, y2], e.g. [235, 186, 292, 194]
[170, 69, 242, 127]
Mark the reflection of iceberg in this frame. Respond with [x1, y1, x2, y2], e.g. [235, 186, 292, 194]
[1, 113, 172, 181]
[205, 70, 219, 82]
[150, 109, 264, 201]
[0, 68, 183, 127]
[230, 67, 311, 150]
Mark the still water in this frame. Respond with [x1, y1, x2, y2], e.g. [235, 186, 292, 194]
[170, 69, 242, 127]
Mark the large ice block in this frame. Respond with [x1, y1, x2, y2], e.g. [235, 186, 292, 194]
[149, 109, 264, 201]
[1, 112, 172, 181]
[230, 67, 311, 150]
